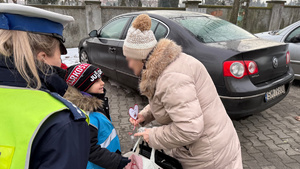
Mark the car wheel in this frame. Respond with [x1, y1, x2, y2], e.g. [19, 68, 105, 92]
[80, 50, 89, 63]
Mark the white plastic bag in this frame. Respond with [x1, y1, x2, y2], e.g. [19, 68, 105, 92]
[124, 137, 162, 169]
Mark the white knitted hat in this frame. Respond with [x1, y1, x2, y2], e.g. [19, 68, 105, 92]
[123, 14, 157, 60]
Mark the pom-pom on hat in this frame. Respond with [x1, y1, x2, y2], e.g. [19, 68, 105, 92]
[65, 64, 103, 92]
[123, 14, 157, 60]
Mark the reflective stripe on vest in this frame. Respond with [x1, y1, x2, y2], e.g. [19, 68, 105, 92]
[0, 87, 69, 169]
[100, 128, 117, 148]
[87, 112, 121, 169]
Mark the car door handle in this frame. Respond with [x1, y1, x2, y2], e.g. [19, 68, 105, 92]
[109, 47, 116, 53]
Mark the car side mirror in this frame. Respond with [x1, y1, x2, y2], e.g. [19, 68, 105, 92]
[89, 30, 98, 37]
[289, 34, 300, 43]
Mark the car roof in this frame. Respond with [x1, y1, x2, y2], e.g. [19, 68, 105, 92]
[280, 20, 300, 32]
[117, 10, 212, 19]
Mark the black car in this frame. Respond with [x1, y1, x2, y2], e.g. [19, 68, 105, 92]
[78, 11, 294, 119]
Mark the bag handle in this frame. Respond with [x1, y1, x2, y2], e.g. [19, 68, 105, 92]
[133, 137, 155, 163]
[132, 137, 142, 152]
[150, 145, 155, 162]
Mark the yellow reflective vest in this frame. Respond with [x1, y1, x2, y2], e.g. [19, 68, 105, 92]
[0, 87, 88, 169]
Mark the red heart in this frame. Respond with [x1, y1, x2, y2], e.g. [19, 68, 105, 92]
[129, 104, 139, 120]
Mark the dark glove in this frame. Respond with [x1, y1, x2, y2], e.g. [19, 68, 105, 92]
[117, 157, 131, 169]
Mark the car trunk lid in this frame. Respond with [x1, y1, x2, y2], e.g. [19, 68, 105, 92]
[206, 38, 289, 85]
[242, 45, 288, 84]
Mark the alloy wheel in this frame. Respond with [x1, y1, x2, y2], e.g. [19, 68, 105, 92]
[80, 50, 89, 63]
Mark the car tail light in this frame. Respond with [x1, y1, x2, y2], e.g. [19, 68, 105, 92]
[244, 61, 258, 75]
[223, 60, 258, 79]
[223, 61, 246, 79]
[286, 51, 290, 64]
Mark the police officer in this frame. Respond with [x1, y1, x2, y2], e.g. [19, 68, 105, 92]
[0, 4, 90, 169]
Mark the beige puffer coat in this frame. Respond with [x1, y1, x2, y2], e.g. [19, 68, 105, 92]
[139, 39, 243, 169]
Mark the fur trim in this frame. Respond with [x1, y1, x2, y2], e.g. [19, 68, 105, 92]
[139, 38, 182, 99]
[63, 86, 103, 112]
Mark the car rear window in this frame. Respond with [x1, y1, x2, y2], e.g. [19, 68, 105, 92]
[154, 24, 168, 40]
[172, 16, 255, 43]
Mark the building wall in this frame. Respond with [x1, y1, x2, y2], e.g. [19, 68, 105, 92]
[246, 7, 272, 33]
[199, 5, 232, 21]
[32, 3, 300, 48]
[282, 6, 300, 28]
[31, 5, 89, 47]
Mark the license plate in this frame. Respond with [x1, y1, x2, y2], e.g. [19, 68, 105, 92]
[265, 85, 285, 102]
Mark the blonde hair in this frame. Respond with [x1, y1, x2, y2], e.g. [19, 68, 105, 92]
[0, 30, 60, 89]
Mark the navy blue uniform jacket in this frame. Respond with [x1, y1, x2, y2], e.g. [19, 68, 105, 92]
[0, 56, 90, 169]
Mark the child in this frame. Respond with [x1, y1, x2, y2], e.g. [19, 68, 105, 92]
[64, 63, 130, 169]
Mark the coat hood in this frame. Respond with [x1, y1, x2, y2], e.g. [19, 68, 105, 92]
[63, 86, 103, 112]
[139, 38, 182, 99]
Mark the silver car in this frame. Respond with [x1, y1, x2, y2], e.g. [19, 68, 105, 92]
[256, 21, 300, 80]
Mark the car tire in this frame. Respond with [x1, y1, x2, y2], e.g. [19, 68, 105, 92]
[80, 50, 89, 63]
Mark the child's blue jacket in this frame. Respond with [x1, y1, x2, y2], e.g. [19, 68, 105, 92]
[87, 111, 122, 169]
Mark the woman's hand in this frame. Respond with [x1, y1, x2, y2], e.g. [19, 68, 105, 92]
[134, 128, 151, 143]
[129, 113, 145, 127]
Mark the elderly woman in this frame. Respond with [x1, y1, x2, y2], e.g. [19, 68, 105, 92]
[126, 14, 243, 169]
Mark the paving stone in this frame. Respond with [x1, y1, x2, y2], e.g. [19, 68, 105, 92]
[249, 136, 266, 147]
[268, 109, 284, 121]
[285, 116, 300, 126]
[118, 100, 127, 106]
[243, 163, 250, 169]
[110, 114, 119, 120]
[272, 129, 291, 139]
[242, 150, 255, 161]
[240, 118, 252, 124]
[249, 118, 266, 127]
[264, 121, 279, 130]
[243, 160, 264, 169]
[238, 133, 251, 143]
[282, 138, 300, 150]
[288, 127, 300, 134]
[276, 124, 296, 134]
[119, 106, 129, 112]
[120, 118, 130, 124]
[267, 134, 285, 145]
[285, 163, 300, 169]
[258, 126, 274, 135]
[247, 116, 266, 127]
[263, 139, 283, 151]
[290, 155, 300, 164]
[256, 146, 279, 159]
[249, 152, 272, 166]
[233, 120, 247, 129]
[261, 166, 276, 169]
[261, 111, 272, 118]
[286, 133, 300, 144]
[266, 158, 289, 169]
[273, 151, 296, 163]
[243, 143, 260, 154]
[268, 117, 282, 125]
[254, 131, 271, 141]
[256, 115, 269, 123]
[278, 144, 300, 156]
[281, 119, 298, 129]
[109, 104, 119, 109]
[241, 128, 256, 137]
[245, 123, 261, 132]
